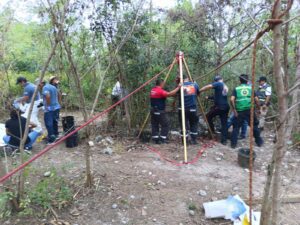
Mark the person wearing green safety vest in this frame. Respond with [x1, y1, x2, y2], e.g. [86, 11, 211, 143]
[230, 74, 264, 149]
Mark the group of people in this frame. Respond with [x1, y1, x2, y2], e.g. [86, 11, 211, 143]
[150, 73, 271, 148]
[3, 76, 61, 150]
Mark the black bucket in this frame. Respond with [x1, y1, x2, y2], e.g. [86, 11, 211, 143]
[238, 148, 256, 168]
[62, 116, 75, 132]
[62, 116, 78, 148]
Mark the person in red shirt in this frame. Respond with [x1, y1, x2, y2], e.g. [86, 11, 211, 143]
[150, 79, 181, 144]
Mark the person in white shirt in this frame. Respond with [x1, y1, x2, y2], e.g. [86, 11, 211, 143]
[256, 76, 272, 130]
[108, 78, 124, 128]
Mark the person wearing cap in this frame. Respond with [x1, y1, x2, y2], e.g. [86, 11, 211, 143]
[16, 76, 43, 133]
[49, 76, 62, 102]
[256, 76, 272, 130]
[230, 74, 263, 148]
[199, 75, 229, 145]
[49, 76, 62, 132]
[150, 79, 181, 144]
[3, 108, 40, 150]
[39, 80, 61, 144]
[178, 76, 200, 145]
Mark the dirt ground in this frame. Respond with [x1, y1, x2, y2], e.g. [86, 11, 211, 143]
[1, 113, 300, 225]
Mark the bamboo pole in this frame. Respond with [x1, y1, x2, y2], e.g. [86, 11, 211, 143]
[137, 58, 177, 139]
[183, 58, 214, 139]
[178, 51, 188, 163]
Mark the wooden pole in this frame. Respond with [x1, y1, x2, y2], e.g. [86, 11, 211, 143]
[137, 58, 177, 139]
[177, 51, 188, 163]
[183, 58, 214, 139]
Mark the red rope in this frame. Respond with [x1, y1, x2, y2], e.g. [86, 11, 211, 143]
[0, 64, 172, 184]
[145, 141, 215, 166]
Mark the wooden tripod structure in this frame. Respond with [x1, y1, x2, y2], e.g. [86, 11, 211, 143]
[137, 52, 213, 162]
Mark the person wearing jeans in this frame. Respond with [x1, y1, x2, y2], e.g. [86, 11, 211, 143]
[15, 76, 43, 133]
[39, 80, 61, 144]
[227, 111, 248, 139]
[230, 74, 263, 148]
[4, 109, 41, 150]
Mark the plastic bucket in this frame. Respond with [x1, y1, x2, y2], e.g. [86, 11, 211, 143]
[238, 148, 256, 168]
[62, 116, 78, 148]
[62, 116, 75, 132]
[65, 133, 78, 148]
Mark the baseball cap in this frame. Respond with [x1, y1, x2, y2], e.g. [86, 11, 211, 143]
[257, 76, 267, 82]
[214, 75, 222, 82]
[239, 74, 249, 82]
[16, 76, 27, 84]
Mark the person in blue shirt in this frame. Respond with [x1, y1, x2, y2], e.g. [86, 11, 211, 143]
[16, 76, 43, 133]
[178, 76, 200, 144]
[199, 75, 229, 145]
[39, 80, 61, 144]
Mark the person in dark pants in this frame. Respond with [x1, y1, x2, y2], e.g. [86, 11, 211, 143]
[3, 108, 40, 150]
[199, 75, 229, 145]
[49, 76, 62, 137]
[178, 76, 200, 145]
[39, 80, 61, 144]
[230, 74, 264, 148]
[227, 111, 248, 139]
[150, 79, 181, 144]
[256, 76, 272, 130]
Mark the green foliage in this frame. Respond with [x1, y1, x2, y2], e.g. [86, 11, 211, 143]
[292, 133, 300, 143]
[28, 168, 72, 210]
[188, 203, 196, 210]
[0, 191, 13, 218]
[0, 0, 299, 127]
[0, 168, 73, 218]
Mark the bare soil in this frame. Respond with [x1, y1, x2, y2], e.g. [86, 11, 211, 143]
[1, 116, 299, 225]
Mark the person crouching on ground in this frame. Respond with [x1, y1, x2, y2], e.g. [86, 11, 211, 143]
[38, 80, 61, 144]
[178, 75, 200, 145]
[199, 75, 229, 145]
[15, 76, 43, 133]
[3, 108, 41, 150]
[230, 74, 263, 148]
[150, 79, 181, 144]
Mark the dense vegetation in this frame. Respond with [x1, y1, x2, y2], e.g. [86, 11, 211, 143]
[0, 1, 299, 222]
[0, 0, 298, 129]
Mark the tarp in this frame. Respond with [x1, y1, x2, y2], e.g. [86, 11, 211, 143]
[0, 123, 6, 146]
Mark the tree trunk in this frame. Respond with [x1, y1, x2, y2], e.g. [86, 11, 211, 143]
[286, 40, 300, 138]
[270, 1, 288, 224]
[115, 54, 131, 131]
[61, 36, 93, 187]
[283, 12, 290, 91]
[17, 40, 58, 202]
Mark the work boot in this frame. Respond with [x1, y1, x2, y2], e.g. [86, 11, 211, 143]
[153, 138, 160, 145]
[159, 138, 169, 144]
[256, 139, 264, 147]
[190, 138, 198, 145]
[221, 140, 227, 145]
[231, 143, 237, 149]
